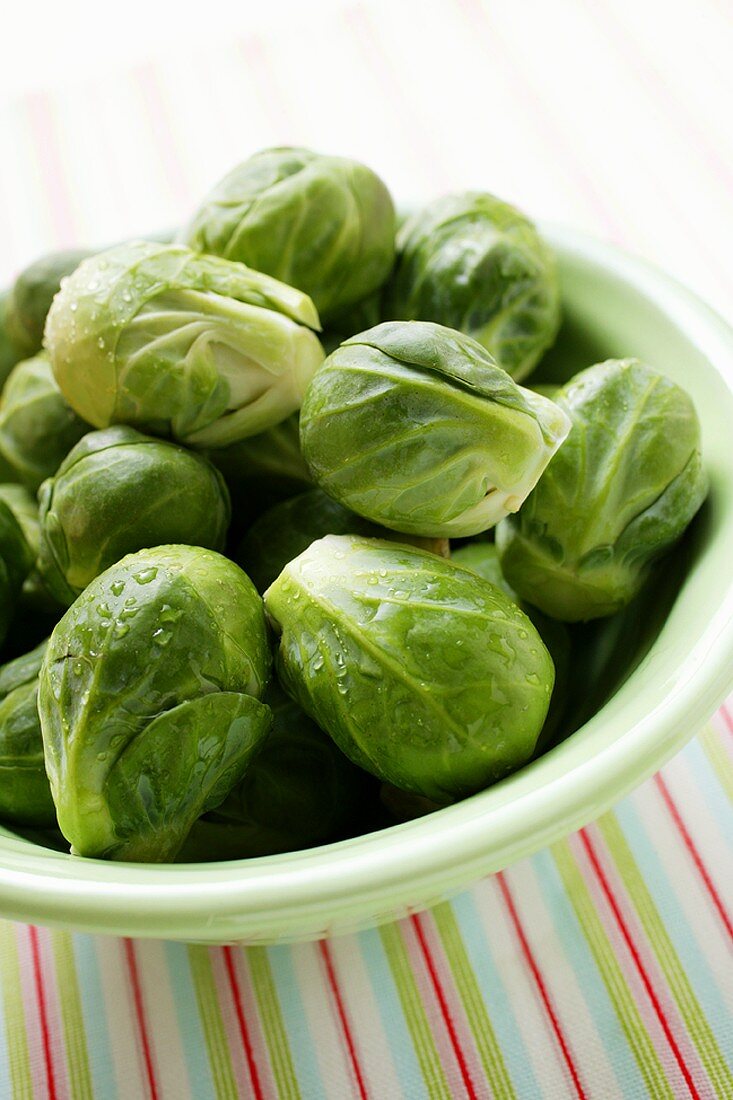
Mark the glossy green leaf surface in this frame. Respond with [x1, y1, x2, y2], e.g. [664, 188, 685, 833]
[496, 359, 708, 620]
[0, 292, 23, 392]
[265, 535, 554, 802]
[104, 692, 271, 862]
[384, 192, 560, 380]
[451, 541, 570, 752]
[181, 681, 368, 860]
[0, 496, 35, 646]
[44, 241, 324, 448]
[180, 146, 396, 322]
[0, 641, 56, 828]
[0, 485, 39, 559]
[0, 354, 88, 492]
[239, 488, 448, 593]
[5, 248, 92, 357]
[39, 546, 272, 860]
[300, 320, 570, 536]
[38, 426, 231, 604]
[0, 483, 57, 621]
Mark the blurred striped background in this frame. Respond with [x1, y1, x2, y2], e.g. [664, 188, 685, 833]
[0, 0, 731, 1095]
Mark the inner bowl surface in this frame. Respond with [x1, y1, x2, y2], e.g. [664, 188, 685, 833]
[0, 226, 732, 944]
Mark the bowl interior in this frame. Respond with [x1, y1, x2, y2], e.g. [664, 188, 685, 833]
[0, 227, 732, 942]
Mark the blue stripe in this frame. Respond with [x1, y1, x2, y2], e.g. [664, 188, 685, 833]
[450, 888, 543, 1097]
[0, 935, 13, 1099]
[265, 944, 325, 1097]
[165, 942, 217, 1100]
[525, 847, 645, 1096]
[685, 735, 733, 824]
[615, 791, 732, 1055]
[358, 926, 428, 1097]
[72, 934, 118, 1100]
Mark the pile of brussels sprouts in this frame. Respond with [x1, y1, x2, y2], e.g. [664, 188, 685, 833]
[0, 147, 707, 863]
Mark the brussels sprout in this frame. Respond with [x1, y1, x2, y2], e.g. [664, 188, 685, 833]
[451, 541, 570, 753]
[384, 192, 560, 381]
[0, 495, 35, 646]
[0, 641, 56, 827]
[39, 545, 272, 861]
[300, 321, 570, 537]
[529, 382, 560, 399]
[265, 535, 554, 802]
[207, 413, 312, 536]
[180, 147, 396, 323]
[238, 488, 448, 593]
[180, 681, 368, 859]
[0, 484, 39, 558]
[0, 452, 18, 484]
[38, 426, 231, 605]
[45, 241, 324, 449]
[237, 489, 373, 593]
[5, 249, 92, 357]
[0, 291, 23, 392]
[495, 359, 708, 621]
[449, 541, 507, 590]
[0, 354, 88, 492]
[0, 482, 57, 618]
[325, 293, 383, 346]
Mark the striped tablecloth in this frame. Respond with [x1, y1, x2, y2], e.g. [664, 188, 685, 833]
[0, 1, 732, 1095]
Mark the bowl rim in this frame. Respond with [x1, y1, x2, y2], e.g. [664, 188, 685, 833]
[1, 224, 732, 940]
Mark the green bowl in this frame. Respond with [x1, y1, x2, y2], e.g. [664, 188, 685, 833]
[0, 227, 732, 944]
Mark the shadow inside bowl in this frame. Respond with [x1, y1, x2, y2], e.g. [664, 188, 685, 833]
[549, 505, 711, 744]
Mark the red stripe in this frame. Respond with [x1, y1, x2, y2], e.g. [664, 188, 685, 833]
[584, 0, 733, 196]
[460, 0, 733, 299]
[457, 0, 625, 241]
[580, 830, 700, 1097]
[28, 927, 57, 1100]
[132, 64, 191, 206]
[574, 0, 733, 299]
[24, 93, 78, 245]
[654, 772, 733, 940]
[221, 947, 264, 1100]
[719, 704, 733, 737]
[343, 5, 451, 187]
[410, 914, 478, 1100]
[318, 941, 369, 1100]
[496, 874, 586, 1099]
[123, 940, 159, 1100]
[238, 35, 303, 136]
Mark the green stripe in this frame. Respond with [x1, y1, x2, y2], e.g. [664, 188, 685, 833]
[598, 812, 733, 1098]
[699, 725, 733, 803]
[51, 932, 94, 1100]
[247, 948, 301, 1100]
[379, 923, 452, 1100]
[187, 946, 239, 1100]
[0, 923, 34, 1100]
[552, 841, 675, 1100]
[431, 903, 515, 1100]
